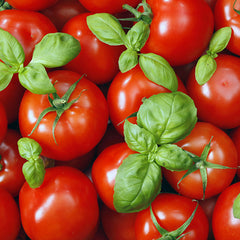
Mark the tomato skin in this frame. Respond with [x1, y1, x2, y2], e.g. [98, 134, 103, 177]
[186, 54, 240, 129]
[212, 181, 240, 240]
[19, 166, 99, 240]
[135, 193, 209, 240]
[140, 0, 214, 66]
[62, 13, 124, 85]
[230, 126, 240, 179]
[0, 187, 21, 240]
[91, 142, 135, 210]
[163, 122, 238, 200]
[0, 101, 7, 144]
[107, 65, 188, 135]
[19, 70, 109, 161]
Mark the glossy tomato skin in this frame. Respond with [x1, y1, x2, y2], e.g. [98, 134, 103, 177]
[19, 166, 99, 240]
[0, 187, 21, 240]
[140, 0, 214, 66]
[91, 142, 135, 210]
[186, 54, 240, 129]
[0, 101, 7, 144]
[230, 126, 240, 179]
[163, 122, 238, 200]
[212, 181, 240, 240]
[62, 12, 124, 85]
[107, 65, 188, 135]
[0, 129, 26, 197]
[135, 193, 209, 240]
[19, 70, 109, 161]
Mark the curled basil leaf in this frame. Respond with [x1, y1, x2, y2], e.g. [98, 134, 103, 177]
[0, 62, 14, 91]
[119, 49, 138, 73]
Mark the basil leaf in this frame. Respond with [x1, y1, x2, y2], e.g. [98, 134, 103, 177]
[233, 193, 240, 219]
[0, 62, 14, 91]
[87, 13, 127, 46]
[124, 120, 158, 154]
[18, 62, 56, 94]
[137, 92, 197, 145]
[31, 32, 81, 68]
[113, 153, 162, 213]
[0, 28, 25, 68]
[139, 53, 178, 92]
[155, 144, 193, 171]
[195, 54, 217, 85]
[119, 49, 138, 73]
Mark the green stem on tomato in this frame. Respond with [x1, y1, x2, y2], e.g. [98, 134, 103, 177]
[0, 0, 12, 10]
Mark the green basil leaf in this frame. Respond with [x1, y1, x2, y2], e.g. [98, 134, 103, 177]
[195, 54, 217, 85]
[113, 153, 162, 213]
[31, 32, 81, 68]
[233, 193, 240, 219]
[119, 49, 138, 73]
[126, 21, 150, 51]
[124, 120, 158, 154]
[0, 62, 14, 91]
[87, 13, 127, 46]
[0, 28, 25, 68]
[155, 144, 193, 171]
[18, 62, 56, 94]
[137, 92, 197, 145]
[208, 27, 232, 54]
[139, 53, 178, 92]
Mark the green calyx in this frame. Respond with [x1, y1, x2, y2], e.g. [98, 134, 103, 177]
[0, 0, 12, 10]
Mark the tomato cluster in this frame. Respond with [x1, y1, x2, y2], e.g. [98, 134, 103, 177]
[0, 0, 240, 239]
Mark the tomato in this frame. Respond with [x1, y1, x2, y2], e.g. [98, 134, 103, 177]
[163, 122, 238, 200]
[77, 0, 141, 13]
[91, 142, 135, 210]
[0, 101, 7, 144]
[19, 70, 109, 161]
[0, 129, 26, 197]
[140, 0, 214, 66]
[212, 181, 240, 239]
[230, 126, 240, 179]
[19, 166, 99, 240]
[135, 193, 209, 240]
[107, 64, 188, 135]
[186, 54, 240, 129]
[204, 0, 218, 10]
[92, 225, 108, 240]
[62, 12, 124, 85]
[0, 187, 21, 240]
[214, 0, 240, 56]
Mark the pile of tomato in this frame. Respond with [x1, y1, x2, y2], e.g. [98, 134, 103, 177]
[1, 0, 240, 239]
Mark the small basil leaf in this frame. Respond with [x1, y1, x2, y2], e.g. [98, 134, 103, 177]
[119, 49, 138, 73]
[113, 153, 162, 213]
[0, 28, 25, 68]
[0, 62, 14, 91]
[195, 54, 217, 85]
[124, 120, 158, 154]
[87, 13, 127, 46]
[139, 53, 178, 92]
[208, 27, 232, 54]
[18, 62, 56, 94]
[233, 193, 240, 219]
[155, 144, 193, 171]
[126, 21, 150, 51]
[31, 32, 81, 68]
[137, 92, 197, 145]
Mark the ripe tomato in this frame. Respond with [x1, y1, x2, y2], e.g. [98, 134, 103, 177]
[212, 181, 240, 240]
[19, 70, 109, 161]
[0, 187, 21, 240]
[230, 126, 240, 179]
[186, 54, 240, 129]
[140, 0, 214, 66]
[135, 193, 209, 240]
[107, 65, 188, 135]
[163, 122, 238, 200]
[19, 166, 99, 240]
[0, 101, 7, 144]
[62, 12, 124, 85]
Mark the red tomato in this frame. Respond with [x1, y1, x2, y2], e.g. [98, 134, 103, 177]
[92, 225, 108, 240]
[135, 193, 209, 240]
[0, 101, 7, 144]
[204, 0, 218, 10]
[91, 142, 135, 210]
[0, 187, 21, 240]
[62, 12, 124, 85]
[0, 129, 26, 197]
[214, 0, 240, 56]
[107, 65, 188, 135]
[212, 181, 240, 240]
[186, 54, 240, 129]
[163, 122, 238, 200]
[19, 166, 99, 240]
[140, 0, 214, 66]
[230, 126, 240, 179]
[18, 70, 109, 161]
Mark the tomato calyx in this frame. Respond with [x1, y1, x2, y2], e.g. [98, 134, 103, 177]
[233, 0, 240, 14]
[0, 0, 12, 10]
[150, 201, 199, 240]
